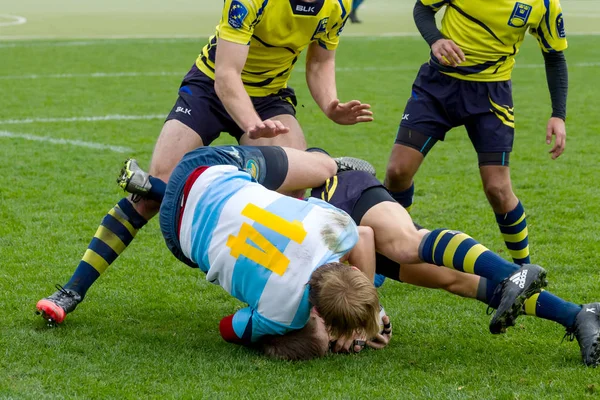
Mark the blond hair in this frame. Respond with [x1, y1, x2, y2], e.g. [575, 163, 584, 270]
[308, 262, 380, 340]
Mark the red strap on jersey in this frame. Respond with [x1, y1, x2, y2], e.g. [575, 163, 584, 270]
[177, 166, 210, 238]
[219, 314, 244, 344]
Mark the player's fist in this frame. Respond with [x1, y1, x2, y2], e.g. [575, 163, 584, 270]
[246, 119, 290, 139]
[431, 39, 466, 67]
[325, 99, 374, 125]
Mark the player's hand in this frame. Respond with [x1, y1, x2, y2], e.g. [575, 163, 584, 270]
[246, 119, 290, 139]
[366, 315, 392, 350]
[431, 39, 466, 67]
[546, 117, 566, 159]
[325, 99, 374, 125]
[330, 332, 367, 354]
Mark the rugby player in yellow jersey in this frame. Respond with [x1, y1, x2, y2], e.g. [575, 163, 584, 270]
[36, 0, 374, 324]
[384, 0, 568, 274]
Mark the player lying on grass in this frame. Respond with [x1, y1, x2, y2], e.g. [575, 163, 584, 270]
[307, 170, 600, 366]
[116, 150, 598, 365]
[111, 146, 581, 356]
[145, 145, 383, 347]
[36, 146, 373, 325]
[38, 146, 384, 348]
[35, 0, 371, 319]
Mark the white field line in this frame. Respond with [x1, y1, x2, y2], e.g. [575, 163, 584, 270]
[0, 14, 27, 27]
[1, 30, 600, 45]
[0, 61, 598, 81]
[0, 71, 183, 80]
[0, 130, 134, 153]
[0, 37, 204, 48]
[0, 114, 164, 125]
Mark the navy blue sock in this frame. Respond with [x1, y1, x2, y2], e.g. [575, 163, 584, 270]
[524, 291, 582, 328]
[495, 201, 530, 265]
[147, 176, 167, 202]
[419, 229, 520, 283]
[64, 198, 147, 298]
[389, 183, 414, 211]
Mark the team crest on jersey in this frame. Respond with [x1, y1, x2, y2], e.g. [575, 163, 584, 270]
[507, 2, 532, 28]
[228, 0, 249, 29]
[245, 159, 259, 180]
[311, 17, 329, 41]
[556, 13, 566, 38]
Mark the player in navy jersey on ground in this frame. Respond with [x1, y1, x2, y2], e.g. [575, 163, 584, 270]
[308, 170, 600, 366]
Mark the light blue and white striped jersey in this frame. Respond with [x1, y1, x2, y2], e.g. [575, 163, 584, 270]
[178, 165, 358, 342]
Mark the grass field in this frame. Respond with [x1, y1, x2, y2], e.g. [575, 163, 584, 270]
[2, 1, 600, 398]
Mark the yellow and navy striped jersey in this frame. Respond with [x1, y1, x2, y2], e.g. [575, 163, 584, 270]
[421, 0, 567, 81]
[197, 0, 351, 97]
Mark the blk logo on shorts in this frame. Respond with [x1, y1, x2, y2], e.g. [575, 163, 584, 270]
[508, 2, 532, 28]
[176, 107, 191, 115]
[402, 114, 410, 121]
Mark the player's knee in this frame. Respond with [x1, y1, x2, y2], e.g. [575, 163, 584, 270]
[385, 160, 414, 191]
[149, 120, 204, 180]
[482, 180, 514, 210]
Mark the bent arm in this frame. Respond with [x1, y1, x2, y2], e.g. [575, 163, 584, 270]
[214, 38, 262, 133]
[305, 42, 338, 117]
[413, 1, 444, 46]
[344, 226, 376, 282]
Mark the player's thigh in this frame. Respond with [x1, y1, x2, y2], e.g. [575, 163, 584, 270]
[240, 86, 306, 149]
[359, 200, 424, 264]
[464, 81, 515, 161]
[240, 114, 306, 149]
[148, 120, 205, 182]
[153, 70, 234, 180]
[277, 145, 336, 192]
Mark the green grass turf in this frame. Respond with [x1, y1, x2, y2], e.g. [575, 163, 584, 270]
[2, 8, 600, 399]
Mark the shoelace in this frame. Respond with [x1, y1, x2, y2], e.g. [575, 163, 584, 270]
[486, 282, 505, 316]
[54, 284, 76, 298]
[562, 327, 575, 343]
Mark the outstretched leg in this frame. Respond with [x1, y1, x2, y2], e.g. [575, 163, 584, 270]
[36, 121, 203, 324]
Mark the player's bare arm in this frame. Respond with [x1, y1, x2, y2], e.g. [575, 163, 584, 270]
[305, 42, 373, 125]
[339, 226, 376, 282]
[214, 38, 290, 139]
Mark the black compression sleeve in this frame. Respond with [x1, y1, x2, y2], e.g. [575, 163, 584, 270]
[413, 1, 444, 47]
[543, 51, 568, 120]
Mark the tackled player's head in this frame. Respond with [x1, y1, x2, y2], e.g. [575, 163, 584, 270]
[308, 262, 380, 340]
[259, 309, 330, 361]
